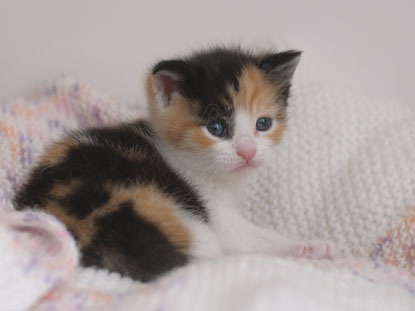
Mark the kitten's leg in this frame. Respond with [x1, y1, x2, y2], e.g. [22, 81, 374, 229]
[183, 217, 224, 259]
[212, 206, 337, 259]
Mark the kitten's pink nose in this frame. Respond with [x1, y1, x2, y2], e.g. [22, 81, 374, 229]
[237, 148, 256, 162]
[235, 136, 256, 162]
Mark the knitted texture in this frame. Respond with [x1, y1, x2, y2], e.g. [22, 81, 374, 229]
[0, 210, 78, 310]
[0, 76, 414, 310]
[370, 208, 415, 274]
[36, 256, 413, 311]
[0, 75, 143, 205]
[246, 82, 415, 264]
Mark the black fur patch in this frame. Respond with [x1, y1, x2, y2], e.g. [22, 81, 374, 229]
[86, 122, 155, 153]
[82, 201, 188, 281]
[14, 164, 58, 208]
[15, 121, 208, 221]
[62, 185, 110, 219]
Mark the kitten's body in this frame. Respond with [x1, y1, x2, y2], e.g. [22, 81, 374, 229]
[15, 47, 336, 281]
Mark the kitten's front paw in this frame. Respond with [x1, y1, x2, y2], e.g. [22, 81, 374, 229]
[292, 240, 338, 260]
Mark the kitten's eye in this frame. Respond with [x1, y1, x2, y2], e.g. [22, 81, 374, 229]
[207, 122, 226, 137]
[256, 117, 272, 131]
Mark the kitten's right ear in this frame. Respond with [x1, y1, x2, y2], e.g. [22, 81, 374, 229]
[151, 60, 191, 107]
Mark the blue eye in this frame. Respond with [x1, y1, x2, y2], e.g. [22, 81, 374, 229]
[256, 117, 272, 131]
[207, 122, 226, 137]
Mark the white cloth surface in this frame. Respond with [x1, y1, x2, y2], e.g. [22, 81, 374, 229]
[246, 81, 415, 258]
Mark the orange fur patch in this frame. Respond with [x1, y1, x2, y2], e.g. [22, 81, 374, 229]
[146, 72, 157, 115]
[105, 183, 191, 253]
[45, 178, 191, 251]
[229, 65, 287, 143]
[43, 200, 97, 245]
[146, 72, 214, 151]
[159, 96, 214, 151]
[268, 118, 287, 144]
[230, 65, 280, 118]
[41, 138, 79, 166]
[49, 179, 82, 199]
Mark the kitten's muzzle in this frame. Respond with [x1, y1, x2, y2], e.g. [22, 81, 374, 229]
[235, 135, 256, 163]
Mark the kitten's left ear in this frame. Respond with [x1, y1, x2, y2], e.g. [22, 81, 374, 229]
[258, 50, 301, 85]
[151, 60, 193, 107]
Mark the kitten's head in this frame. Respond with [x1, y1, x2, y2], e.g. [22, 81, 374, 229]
[146, 47, 300, 180]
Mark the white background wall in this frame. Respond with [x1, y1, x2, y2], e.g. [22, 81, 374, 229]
[1, 0, 414, 106]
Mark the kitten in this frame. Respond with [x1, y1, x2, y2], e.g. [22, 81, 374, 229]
[15, 47, 337, 282]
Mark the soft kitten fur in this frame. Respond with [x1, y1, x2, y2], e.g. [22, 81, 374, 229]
[15, 47, 337, 282]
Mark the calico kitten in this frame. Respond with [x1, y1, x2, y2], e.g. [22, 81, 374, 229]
[15, 47, 337, 282]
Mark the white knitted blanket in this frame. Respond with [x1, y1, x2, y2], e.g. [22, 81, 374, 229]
[247, 82, 415, 259]
[0, 76, 414, 310]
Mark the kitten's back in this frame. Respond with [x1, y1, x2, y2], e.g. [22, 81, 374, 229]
[15, 121, 206, 281]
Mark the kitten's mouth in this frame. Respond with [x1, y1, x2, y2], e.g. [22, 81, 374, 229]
[231, 161, 257, 172]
